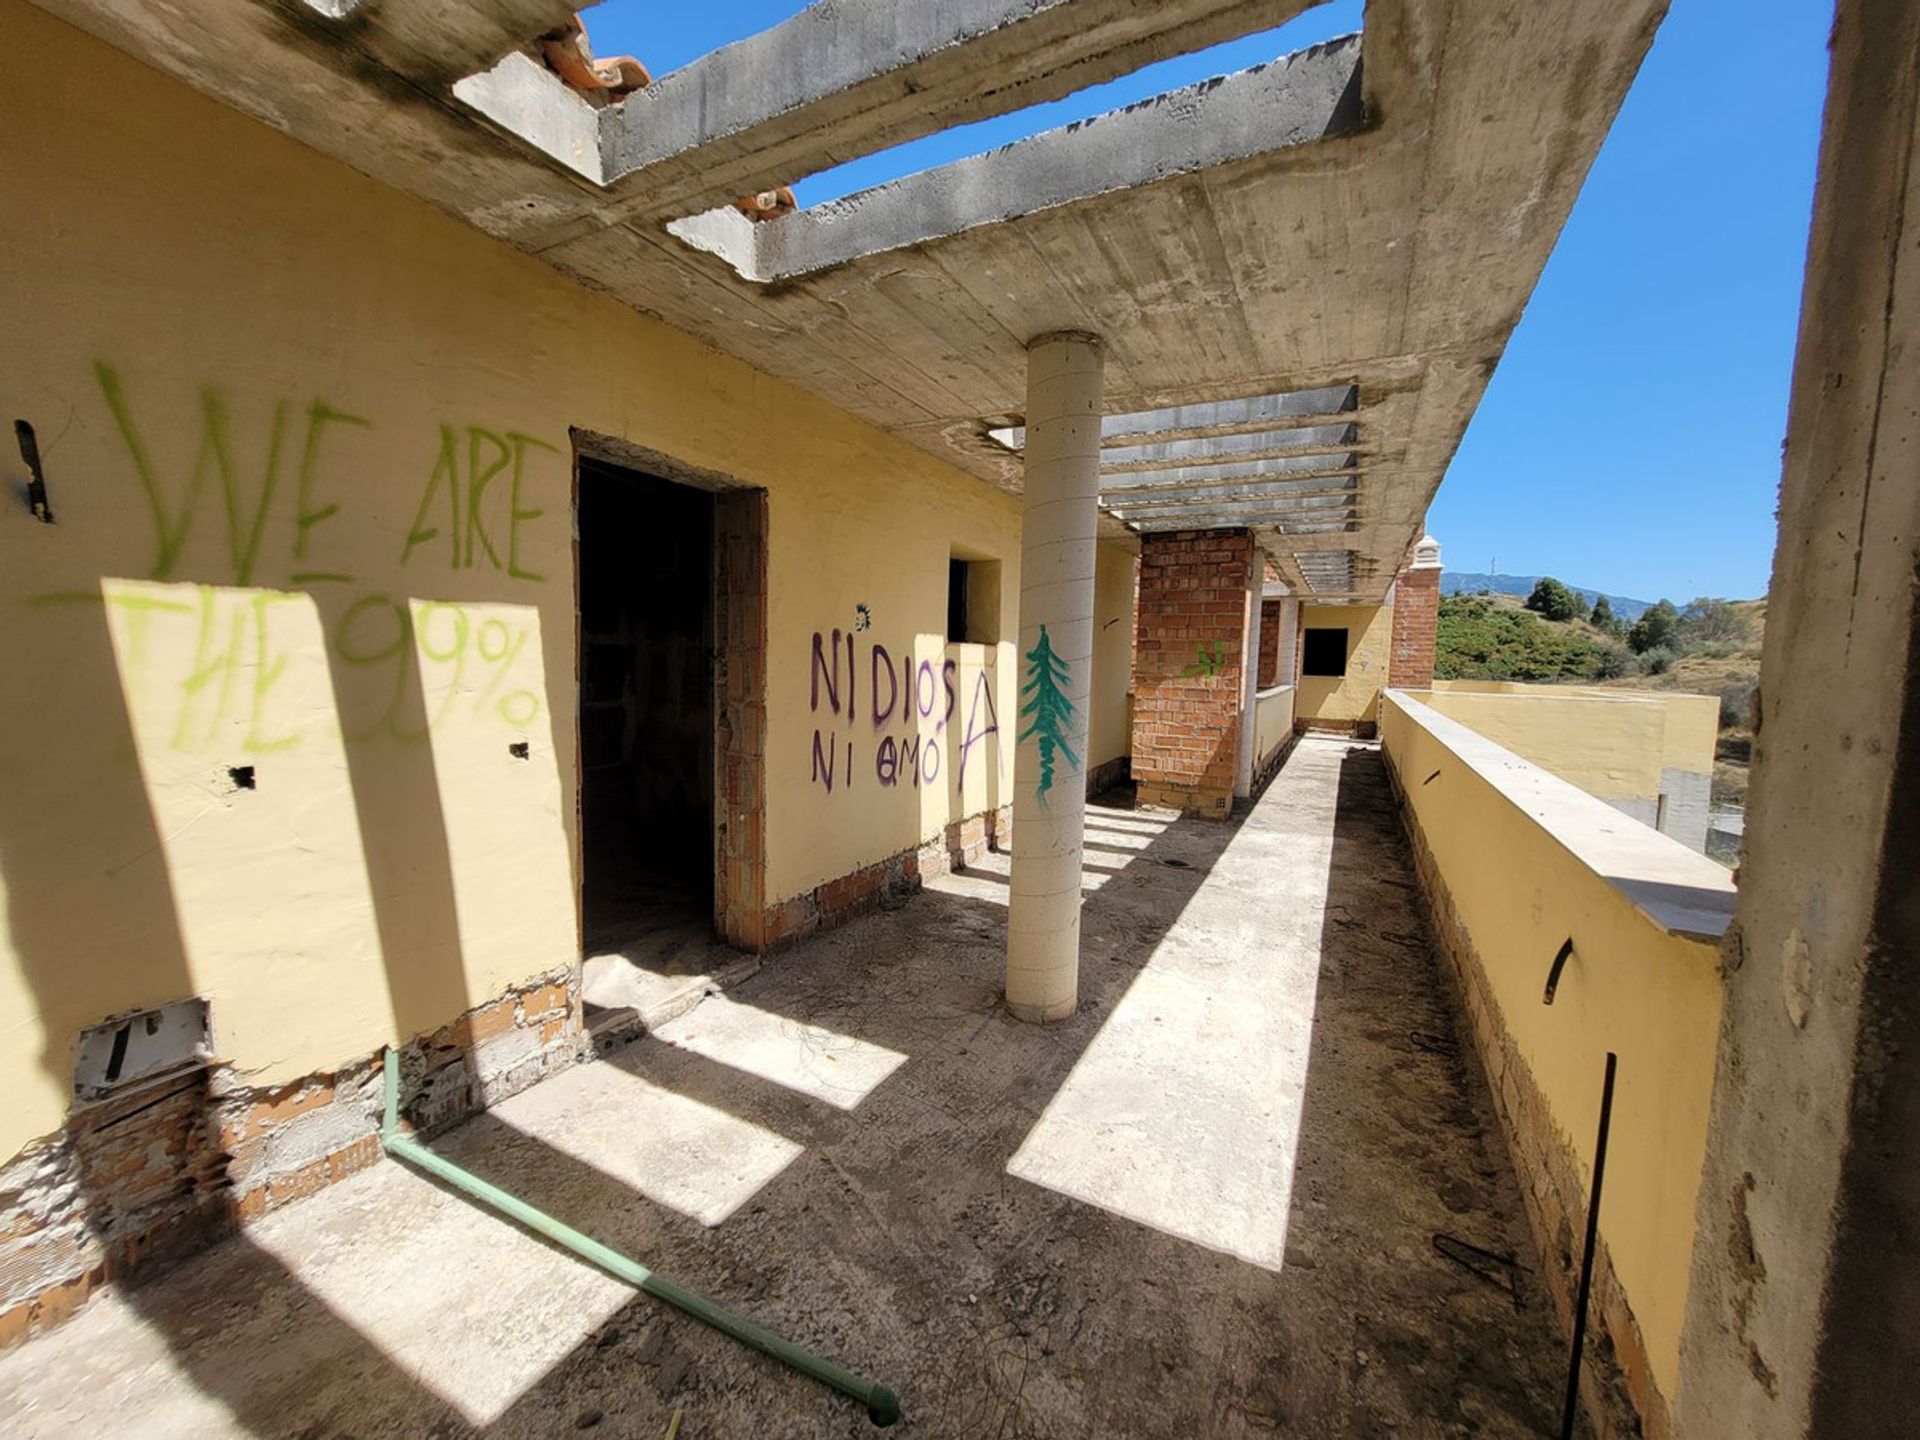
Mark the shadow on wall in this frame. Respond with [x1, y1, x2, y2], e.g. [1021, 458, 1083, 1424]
[2, 568, 1562, 1438]
[0, 589, 477, 1425]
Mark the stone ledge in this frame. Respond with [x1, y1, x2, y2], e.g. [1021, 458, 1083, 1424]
[1384, 690, 1735, 943]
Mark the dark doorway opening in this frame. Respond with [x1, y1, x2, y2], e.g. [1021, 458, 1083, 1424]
[577, 458, 715, 955]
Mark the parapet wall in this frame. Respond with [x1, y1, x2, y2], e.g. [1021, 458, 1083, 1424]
[1380, 690, 1732, 1439]
[1421, 683, 1719, 851]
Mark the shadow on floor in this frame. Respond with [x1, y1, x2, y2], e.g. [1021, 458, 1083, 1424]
[0, 741, 1573, 1439]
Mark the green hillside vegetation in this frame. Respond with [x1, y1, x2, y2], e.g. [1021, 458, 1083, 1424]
[1435, 581, 1767, 807]
[1434, 594, 1615, 680]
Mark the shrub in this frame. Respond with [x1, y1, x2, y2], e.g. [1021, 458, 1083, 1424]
[1526, 577, 1581, 623]
[1628, 600, 1680, 653]
[1593, 645, 1635, 680]
[1639, 646, 1677, 675]
[1589, 595, 1626, 638]
[1719, 678, 1759, 729]
[1676, 597, 1751, 649]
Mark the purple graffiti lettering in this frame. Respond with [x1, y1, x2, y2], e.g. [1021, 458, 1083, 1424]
[916, 660, 937, 718]
[940, 659, 957, 733]
[811, 728, 836, 792]
[871, 643, 898, 727]
[922, 737, 941, 785]
[876, 734, 898, 786]
[811, 629, 842, 715]
[959, 671, 999, 786]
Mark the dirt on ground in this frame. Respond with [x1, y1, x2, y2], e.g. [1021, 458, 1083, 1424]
[0, 742, 1576, 1439]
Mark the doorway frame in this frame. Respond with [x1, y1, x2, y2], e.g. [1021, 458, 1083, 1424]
[570, 430, 770, 954]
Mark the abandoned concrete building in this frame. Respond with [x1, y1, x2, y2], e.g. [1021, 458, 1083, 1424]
[0, 0, 1914, 1435]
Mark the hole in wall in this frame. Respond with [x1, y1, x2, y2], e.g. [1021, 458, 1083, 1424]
[74, 998, 215, 1102]
[509, 741, 531, 760]
[228, 765, 256, 791]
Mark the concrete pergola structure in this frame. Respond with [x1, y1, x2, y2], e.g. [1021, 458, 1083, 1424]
[36, 0, 1663, 603]
[26, 0, 1657, 947]
[30, 0, 1662, 1019]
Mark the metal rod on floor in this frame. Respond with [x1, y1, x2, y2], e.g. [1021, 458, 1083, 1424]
[1560, 1051, 1618, 1440]
[378, 1049, 901, 1427]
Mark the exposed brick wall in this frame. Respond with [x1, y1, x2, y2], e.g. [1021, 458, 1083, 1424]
[1130, 529, 1255, 819]
[1258, 598, 1284, 688]
[714, 488, 770, 950]
[1389, 565, 1442, 689]
[1381, 751, 1660, 1440]
[759, 804, 1013, 950]
[0, 968, 583, 1352]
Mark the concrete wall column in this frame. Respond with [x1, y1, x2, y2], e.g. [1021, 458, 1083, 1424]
[1005, 331, 1103, 1024]
[1275, 595, 1300, 685]
[1234, 569, 1261, 798]
[1674, 3, 1920, 1434]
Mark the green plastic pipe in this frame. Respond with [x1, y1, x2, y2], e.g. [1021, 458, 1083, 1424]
[379, 1048, 900, 1427]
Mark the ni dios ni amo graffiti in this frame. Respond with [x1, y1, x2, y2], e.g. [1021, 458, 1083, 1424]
[807, 629, 1004, 794]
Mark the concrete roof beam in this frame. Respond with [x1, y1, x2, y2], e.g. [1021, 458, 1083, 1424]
[600, 0, 1317, 220]
[669, 32, 1365, 282]
[314, 0, 588, 88]
[1100, 452, 1358, 493]
[987, 385, 1360, 451]
[1103, 482, 1357, 511]
[1096, 422, 1359, 471]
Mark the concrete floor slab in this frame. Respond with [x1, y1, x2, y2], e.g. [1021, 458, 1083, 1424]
[0, 738, 1567, 1437]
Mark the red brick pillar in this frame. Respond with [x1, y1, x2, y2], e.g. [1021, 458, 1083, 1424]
[1388, 538, 1442, 689]
[1257, 599, 1284, 688]
[1130, 529, 1257, 819]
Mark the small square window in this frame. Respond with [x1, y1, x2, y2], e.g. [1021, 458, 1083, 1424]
[948, 555, 1001, 643]
[1302, 627, 1349, 678]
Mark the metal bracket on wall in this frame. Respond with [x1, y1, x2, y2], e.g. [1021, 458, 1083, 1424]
[15, 420, 54, 523]
[1542, 937, 1575, 1005]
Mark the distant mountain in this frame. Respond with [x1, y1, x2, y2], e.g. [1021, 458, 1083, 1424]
[1439, 572, 1656, 621]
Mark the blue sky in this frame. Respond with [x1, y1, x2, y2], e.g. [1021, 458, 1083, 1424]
[586, 1, 1835, 603]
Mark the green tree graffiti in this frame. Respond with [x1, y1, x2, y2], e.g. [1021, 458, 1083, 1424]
[1019, 624, 1079, 806]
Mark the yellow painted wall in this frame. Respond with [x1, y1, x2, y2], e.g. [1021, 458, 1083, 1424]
[0, 2, 1112, 1159]
[1254, 685, 1297, 766]
[1425, 682, 1720, 792]
[1380, 692, 1724, 1409]
[1295, 603, 1393, 724]
[1088, 540, 1138, 770]
[1416, 690, 1668, 802]
[1647, 692, 1719, 779]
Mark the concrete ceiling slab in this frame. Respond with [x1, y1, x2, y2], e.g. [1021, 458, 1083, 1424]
[31, 0, 1668, 600]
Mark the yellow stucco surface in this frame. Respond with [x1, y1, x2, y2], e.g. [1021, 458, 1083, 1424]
[1295, 603, 1393, 724]
[0, 3, 1133, 1159]
[1380, 693, 1723, 1409]
[1254, 685, 1297, 766]
[1088, 541, 1138, 771]
[1417, 689, 1668, 801]
[1424, 682, 1720, 799]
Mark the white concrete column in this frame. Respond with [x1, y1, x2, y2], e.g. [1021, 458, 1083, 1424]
[1275, 594, 1300, 683]
[1006, 331, 1103, 1024]
[1234, 570, 1261, 798]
